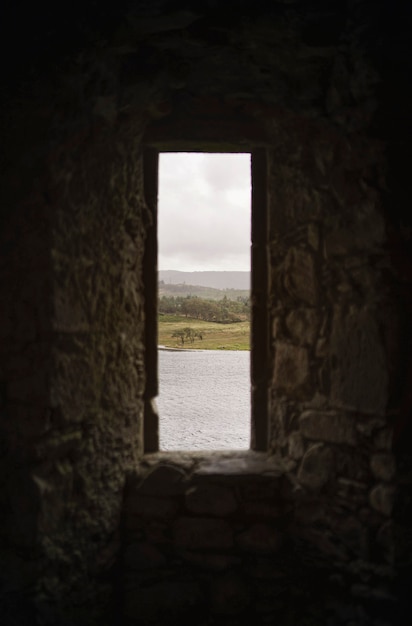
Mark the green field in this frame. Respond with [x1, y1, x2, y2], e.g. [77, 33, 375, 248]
[158, 315, 250, 350]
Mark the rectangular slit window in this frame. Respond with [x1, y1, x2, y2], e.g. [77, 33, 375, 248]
[157, 153, 251, 451]
[143, 148, 269, 454]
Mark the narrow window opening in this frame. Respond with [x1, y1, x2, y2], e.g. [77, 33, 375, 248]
[143, 147, 269, 455]
[157, 153, 251, 451]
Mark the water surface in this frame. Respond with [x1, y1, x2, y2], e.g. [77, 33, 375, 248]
[158, 349, 250, 450]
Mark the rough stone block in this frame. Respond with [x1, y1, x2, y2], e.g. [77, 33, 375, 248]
[336, 478, 368, 508]
[369, 484, 396, 516]
[298, 443, 335, 490]
[315, 337, 328, 357]
[185, 484, 237, 516]
[273, 342, 309, 394]
[286, 308, 319, 346]
[355, 417, 386, 437]
[284, 247, 318, 305]
[240, 480, 278, 501]
[138, 464, 187, 496]
[195, 453, 284, 477]
[308, 223, 320, 251]
[329, 306, 388, 415]
[299, 411, 357, 445]
[335, 448, 370, 482]
[324, 202, 384, 256]
[370, 453, 396, 482]
[288, 432, 305, 460]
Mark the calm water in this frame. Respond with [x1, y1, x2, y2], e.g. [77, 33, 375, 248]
[158, 349, 250, 450]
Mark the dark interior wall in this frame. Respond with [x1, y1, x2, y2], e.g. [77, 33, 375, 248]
[0, 94, 54, 615]
[0, 62, 150, 622]
[1, 1, 411, 624]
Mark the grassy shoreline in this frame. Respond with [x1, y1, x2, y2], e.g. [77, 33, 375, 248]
[158, 315, 250, 350]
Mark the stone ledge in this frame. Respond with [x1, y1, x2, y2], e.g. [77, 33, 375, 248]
[140, 450, 286, 478]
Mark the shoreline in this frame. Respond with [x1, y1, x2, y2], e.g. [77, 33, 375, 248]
[158, 345, 249, 352]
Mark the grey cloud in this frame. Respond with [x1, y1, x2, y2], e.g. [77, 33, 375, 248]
[158, 153, 250, 271]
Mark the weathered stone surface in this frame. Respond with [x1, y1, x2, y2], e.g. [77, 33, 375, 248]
[286, 308, 319, 346]
[241, 480, 278, 500]
[34, 430, 83, 461]
[173, 518, 233, 549]
[370, 453, 396, 482]
[373, 427, 393, 451]
[195, 453, 284, 477]
[299, 411, 357, 445]
[297, 527, 350, 560]
[283, 247, 318, 305]
[336, 478, 368, 508]
[324, 209, 385, 256]
[237, 523, 282, 553]
[315, 337, 328, 358]
[272, 316, 283, 339]
[269, 162, 324, 236]
[324, 229, 364, 257]
[369, 484, 397, 517]
[273, 342, 310, 394]
[376, 521, 395, 563]
[304, 392, 328, 409]
[138, 464, 187, 495]
[329, 306, 388, 415]
[335, 449, 370, 482]
[307, 223, 320, 251]
[288, 432, 305, 460]
[356, 418, 386, 437]
[185, 484, 237, 516]
[298, 443, 335, 490]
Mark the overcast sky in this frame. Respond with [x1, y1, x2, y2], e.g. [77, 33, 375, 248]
[158, 153, 251, 272]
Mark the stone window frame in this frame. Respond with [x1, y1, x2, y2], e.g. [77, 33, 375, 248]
[142, 145, 270, 455]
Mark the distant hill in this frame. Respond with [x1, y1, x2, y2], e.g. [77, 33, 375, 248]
[159, 270, 250, 291]
[158, 282, 249, 301]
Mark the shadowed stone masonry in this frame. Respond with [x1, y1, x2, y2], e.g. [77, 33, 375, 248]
[121, 452, 402, 624]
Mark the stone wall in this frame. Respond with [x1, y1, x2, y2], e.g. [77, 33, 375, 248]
[0, 78, 149, 622]
[1, 1, 411, 624]
[121, 453, 399, 625]
[0, 95, 55, 623]
[267, 120, 398, 552]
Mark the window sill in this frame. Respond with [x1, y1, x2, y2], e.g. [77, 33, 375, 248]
[140, 449, 286, 478]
